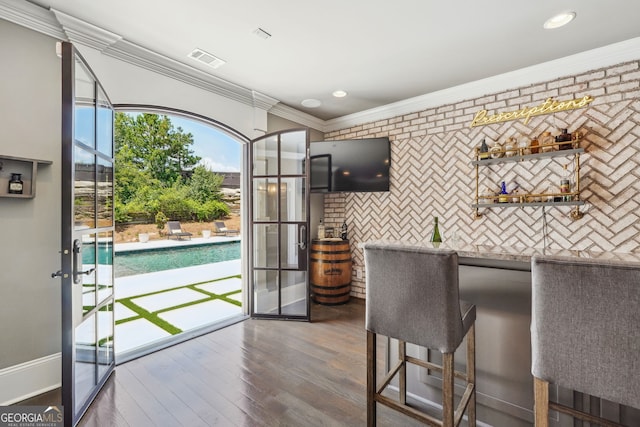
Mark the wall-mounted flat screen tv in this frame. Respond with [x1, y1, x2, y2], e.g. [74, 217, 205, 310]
[310, 137, 390, 193]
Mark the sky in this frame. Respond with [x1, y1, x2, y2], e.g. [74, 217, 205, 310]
[170, 115, 242, 173]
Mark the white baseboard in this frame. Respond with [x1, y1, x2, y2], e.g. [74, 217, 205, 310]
[0, 353, 61, 405]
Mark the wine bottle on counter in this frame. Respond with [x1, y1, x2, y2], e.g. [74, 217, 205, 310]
[341, 220, 348, 240]
[430, 216, 442, 244]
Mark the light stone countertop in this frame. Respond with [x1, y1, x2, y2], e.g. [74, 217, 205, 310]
[360, 240, 640, 265]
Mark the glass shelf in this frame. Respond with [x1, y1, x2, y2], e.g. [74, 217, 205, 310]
[472, 148, 584, 166]
[472, 200, 585, 209]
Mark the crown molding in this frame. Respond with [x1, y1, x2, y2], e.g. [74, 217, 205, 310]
[251, 90, 279, 111]
[268, 103, 326, 131]
[51, 8, 121, 50]
[325, 37, 640, 132]
[0, 1, 268, 110]
[103, 38, 257, 106]
[0, 0, 65, 39]
[4, 1, 638, 135]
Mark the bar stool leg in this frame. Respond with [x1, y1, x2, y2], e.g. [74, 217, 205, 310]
[534, 377, 549, 427]
[367, 330, 376, 427]
[467, 324, 476, 426]
[442, 352, 454, 427]
[399, 340, 406, 405]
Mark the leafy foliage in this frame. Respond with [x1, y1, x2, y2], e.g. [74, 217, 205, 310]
[114, 112, 230, 223]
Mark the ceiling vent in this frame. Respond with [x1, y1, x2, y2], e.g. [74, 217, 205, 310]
[188, 48, 226, 69]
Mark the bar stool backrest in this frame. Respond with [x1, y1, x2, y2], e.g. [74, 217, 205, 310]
[531, 254, 640, 410]
[364, 242, 464, 353]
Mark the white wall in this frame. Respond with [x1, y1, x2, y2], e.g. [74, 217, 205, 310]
[0, 19, 61, 368]
[0, 19, 62, 403]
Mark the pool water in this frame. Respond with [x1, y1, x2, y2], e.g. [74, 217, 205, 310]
[114, 242, 241, 278]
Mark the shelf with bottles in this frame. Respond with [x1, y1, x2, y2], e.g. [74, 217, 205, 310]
[472, 129, 584, 220]
[472, 147, 584, 165]
[0, 154, 52, 199]
[473, 130, 584, 164]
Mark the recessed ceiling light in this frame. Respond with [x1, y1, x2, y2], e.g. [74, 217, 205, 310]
[301, 99, 322, 108]
[332, 90, 347, 98]
[543, 12, 576, 29]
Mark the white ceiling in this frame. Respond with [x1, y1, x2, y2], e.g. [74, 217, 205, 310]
[26, 0, 640, 121]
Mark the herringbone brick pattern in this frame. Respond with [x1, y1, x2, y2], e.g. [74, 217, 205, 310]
[323, 63, 640, 298]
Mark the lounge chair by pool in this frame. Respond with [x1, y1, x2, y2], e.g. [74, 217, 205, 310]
[167, 221, 192, 240]
[214, 221, 239, 236]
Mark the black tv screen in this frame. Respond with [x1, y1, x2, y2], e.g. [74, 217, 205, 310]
[310, 138, 390, 192]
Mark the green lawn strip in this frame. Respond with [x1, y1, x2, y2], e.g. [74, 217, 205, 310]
[116, 298, 182, 335]
[115, 315, 142, 325]
[187, 284, 242, 307]
[114, 274, 243, 333]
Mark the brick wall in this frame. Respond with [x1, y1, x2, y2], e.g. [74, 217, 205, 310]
[322, 60, 640, 299]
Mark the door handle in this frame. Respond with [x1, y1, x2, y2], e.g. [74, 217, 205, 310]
[72, 239, 94, 284]
[298, 225, 307, 250]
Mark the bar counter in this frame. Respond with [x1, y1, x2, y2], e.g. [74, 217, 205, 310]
[363, 240, 640, 265]
[362, 241, 640, 426]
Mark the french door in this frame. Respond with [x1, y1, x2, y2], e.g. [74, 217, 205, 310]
[59, 42, 115, 426]
[249, 129, 311, 320]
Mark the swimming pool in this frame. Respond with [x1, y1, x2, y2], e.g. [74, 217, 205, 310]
[114, 242, 241, 277]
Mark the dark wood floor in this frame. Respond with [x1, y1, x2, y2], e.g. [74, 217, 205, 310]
[20, 300, 424, 426]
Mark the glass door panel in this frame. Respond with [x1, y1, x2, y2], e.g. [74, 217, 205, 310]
[61, 42, 115, 427]
[74, 314, 96, 413]
[96, 87, 113, 156]
[96, 231, 113, 304]
[280, 131, 306, 175]
[252, 223, 278, 269]
[79, 234, 97, 316]
[280, 177, 306, 222]
[252, 178, 279, 221]
[281, 271, 307, 316]
[97, 157, 113, 225]
[250, 129, 310, 320]
[74, 148, 95, 230]
[252, 134, 278, 175]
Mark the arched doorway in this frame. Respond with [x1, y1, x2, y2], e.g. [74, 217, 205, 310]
[112, 105, 249, 362]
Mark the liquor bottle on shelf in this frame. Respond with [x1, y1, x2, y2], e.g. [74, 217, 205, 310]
[498, 181, 509, 203]
[340, 220, 348, 240]
[556, 128, 572, 150]
[530, 136, 540, 154]
[539, 131, 555, 152]
[479, 138, 489, 160]
[430, 216, 442, 244]
[8, 173, 23, 194]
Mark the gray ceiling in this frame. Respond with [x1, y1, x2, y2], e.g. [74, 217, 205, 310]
[27, 0, 640, 120]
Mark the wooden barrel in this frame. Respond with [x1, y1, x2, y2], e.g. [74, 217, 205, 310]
[310, 239, 352, 305]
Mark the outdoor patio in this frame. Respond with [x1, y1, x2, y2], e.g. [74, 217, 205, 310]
[114, 236, 243, 355]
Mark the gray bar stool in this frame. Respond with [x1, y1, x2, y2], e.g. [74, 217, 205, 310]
[364, 242, 476, 427]
[531, 255, 640, 426]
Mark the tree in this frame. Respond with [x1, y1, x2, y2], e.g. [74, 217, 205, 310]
[188, 165, 224, 203]
[114, 112, 200, 185]
[114, 112, 230, 224]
